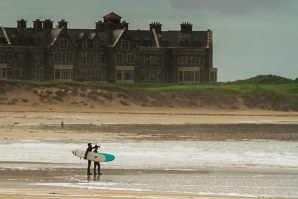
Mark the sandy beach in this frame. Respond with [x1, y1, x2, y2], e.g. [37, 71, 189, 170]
[0, 109, 298, 198]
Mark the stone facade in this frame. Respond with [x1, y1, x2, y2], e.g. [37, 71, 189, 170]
[0, 12, 217, 83]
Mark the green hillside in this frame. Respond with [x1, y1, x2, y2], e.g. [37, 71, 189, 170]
[0, 75, 298, 111]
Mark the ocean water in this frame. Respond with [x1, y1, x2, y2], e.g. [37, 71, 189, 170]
[0, 140, 297, 170]
[1, 140, 298, 197]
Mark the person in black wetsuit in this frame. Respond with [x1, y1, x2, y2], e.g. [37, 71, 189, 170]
[93, 145, 102, 175]
[84, 143, 97, 175]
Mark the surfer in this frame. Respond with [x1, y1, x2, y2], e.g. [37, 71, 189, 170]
[84, 143, 97, 175]
[93, 145, 102, 175]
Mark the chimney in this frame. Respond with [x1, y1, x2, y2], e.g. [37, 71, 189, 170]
[33, 19, 43, 30]
[95, 20, 105, 32]
[17, 19, 27, 29]
[43, 19, 53, 29]
[58, 19, 68, 29]
[180, 22, 193, 33]
[150, 22, 162, 34]
[120, 20, 129, 30]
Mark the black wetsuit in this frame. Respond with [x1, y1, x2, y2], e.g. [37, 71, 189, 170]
[93, 148, 101, 175]
[84, 146, 96, 175]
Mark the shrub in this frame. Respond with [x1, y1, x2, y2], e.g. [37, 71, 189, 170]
[99, 91, 113, 101]
[0, 87, 7, 94]
[52, 90, 65, 101]
[120, 99, 129, 106]
[87, 91, 98, 101]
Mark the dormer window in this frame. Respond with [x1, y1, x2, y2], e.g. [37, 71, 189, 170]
[82, 41, 87, 49]
[180, 40, 189, 47]
[160, 40, 168, 47]
[60, 38, 68, 49]
[194, 40, 202, 47]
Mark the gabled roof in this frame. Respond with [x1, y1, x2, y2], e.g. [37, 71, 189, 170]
[49, 28, 64, 46]
[0, 26, 11, 45]
[103, 12, 122, 20]
[111, 29, 125, 47]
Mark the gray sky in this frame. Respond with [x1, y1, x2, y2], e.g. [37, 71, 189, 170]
[1, 0, 297, 82]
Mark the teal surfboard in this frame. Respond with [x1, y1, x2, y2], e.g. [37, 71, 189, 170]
[100, 153, 115, 162]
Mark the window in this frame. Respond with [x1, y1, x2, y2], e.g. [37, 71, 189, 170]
[94, 53, 105, 64]
[178, 56, 200, 65]
[192, 57, 200, 65]
[82, 41, 87, 49]
[178, 56, 188, 65]
[54, 53, 62, 63]
[123, 70, 134, 80]
[116, 70, 134, 81]
[0, 53, 5, 61]
[98, 53, 105, 64]
[55, 69, 60, 79]
[150, 70, 158, 81]
[61, 69, 73, 79]
[178, 71, 199, 82]
[7, 68, 13, 78]
[80, 53, 86, 63]
[60, 38, 68, 49]
[180, 40, 189, 47]
[121, 40, 129, 50]
[116, 53, 123, 64]
[66, 53, 73, 63]
[194, 41, 202, 47]
[160, 40, 169, 47]
[7, 54, 13, 61]
[127, 54, 135, 64]
[0, 68, 7, 78]
[183, 71, 193, 81]
[150, 56, 158, 64]
[87, 53, 93, 63]
[94, 41, 100, 49]
[55, 69, 73, 80]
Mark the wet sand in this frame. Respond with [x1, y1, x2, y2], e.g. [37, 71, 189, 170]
[0, 169, 291, 199]
[0, 111, 298, 143]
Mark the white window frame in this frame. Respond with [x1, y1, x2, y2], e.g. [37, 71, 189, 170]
[82, 41, 88, 49]
[127, 53, 135, 64]
[60, 38, 68, 49]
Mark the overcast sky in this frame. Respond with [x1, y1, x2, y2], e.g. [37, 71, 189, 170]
[1, 0, 297, 82]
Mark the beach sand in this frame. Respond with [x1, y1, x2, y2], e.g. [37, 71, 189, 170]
[0, 109, 297, 199]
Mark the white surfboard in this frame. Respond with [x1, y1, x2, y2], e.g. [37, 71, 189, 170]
[72, 149, 106, 162]
[72, 149, 115, 162]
